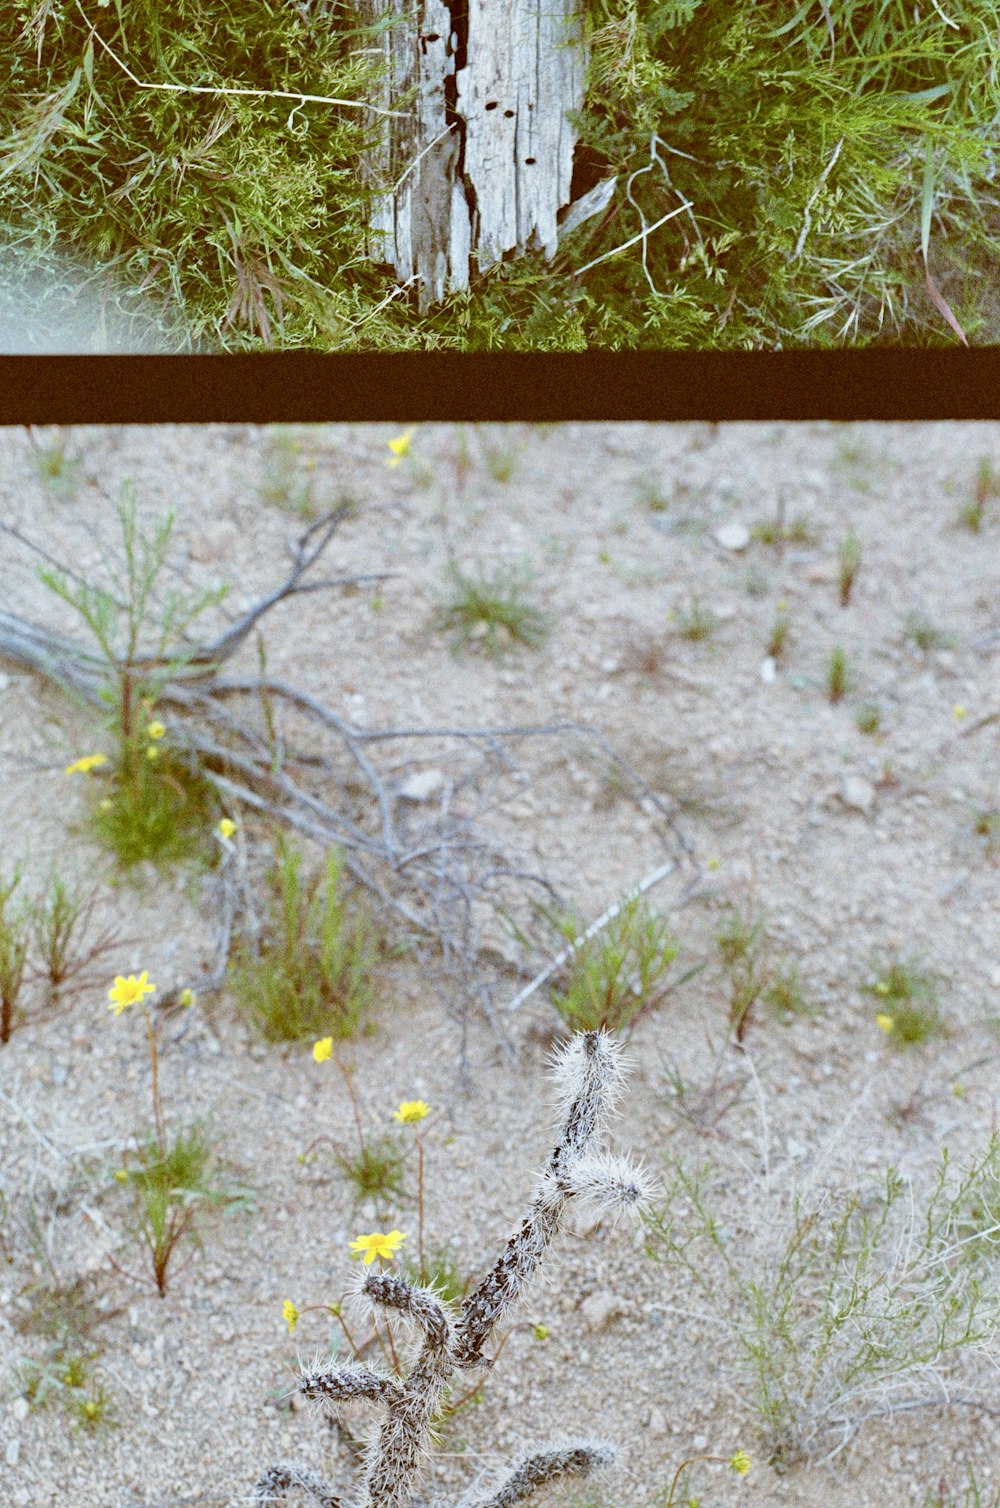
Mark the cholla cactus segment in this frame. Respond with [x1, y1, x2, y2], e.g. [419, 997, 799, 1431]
[259, 1032, 635, 1508]
[471, 1444, 618, 1508]
[562, 1150, 659, 1220]
[253, 1462, 343, 1507]
[453, 1031, 623, 1368]
[361, 1271, 452, 1354]
[299, 1359, 401, 1408]
[547, 1031, 626, 1178]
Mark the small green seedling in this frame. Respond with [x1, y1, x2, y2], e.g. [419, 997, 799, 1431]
[767, 607, 791, 660]
[30, 434, 81, 498]
[865, 954, 945, 1046]
[675, 600, 717, 642]
[0, 870, 29, 1045]
[827, 645, 849, 702]
[434, 561, 549, 657]
[837, 532, 861, 606]
[764, 962, 812, 1017]
[854, 703, 881, 735]
[904, 612, 953, 652]
[958, 458, 999, 532]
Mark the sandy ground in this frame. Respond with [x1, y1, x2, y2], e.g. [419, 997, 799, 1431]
[0, 421, 998, 1508]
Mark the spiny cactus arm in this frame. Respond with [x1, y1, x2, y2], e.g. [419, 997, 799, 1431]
[299, 1359, 403, 1408]
[360, 1271, 453, 1357]
[253, 1462, 344, 1507]
[453, 1032, 626, 1366]
[547, 1031, 626, 1179]
[561, 1149, 657, 1220]
[468, 1444, 618, 1508]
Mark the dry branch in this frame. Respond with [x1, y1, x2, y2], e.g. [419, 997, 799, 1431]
[0, 509, 691, 1052]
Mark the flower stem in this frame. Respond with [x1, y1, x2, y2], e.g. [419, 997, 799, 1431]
[416, 1131, 426, 1285]
[663, 1455, 730, 1508]
[141, 1003, 166, 1156]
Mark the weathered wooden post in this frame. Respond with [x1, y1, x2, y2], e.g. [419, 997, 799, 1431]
[363, 0, 589, 310]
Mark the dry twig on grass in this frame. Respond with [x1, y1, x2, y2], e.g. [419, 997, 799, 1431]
[0, 507, 690, 1062]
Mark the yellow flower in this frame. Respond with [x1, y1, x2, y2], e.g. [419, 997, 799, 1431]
[179, 988, 196, 1008]
[386, 427, 417, 468]
[146, 744, 159, 760]
[876, 1013, 895, 1034]
[108, 971, 157, 1015]
[952, 1082, 965, 1099]
[706, 856, 720, 872]
[532, 1324, 550, 1341]
[99, 798, 113, 811]
[313, 1037, 334, 1063]
[953, 704, 966, 720]
[113, 1169, 128, 1183]
[349, 1230, 407, 1265]
[217, 817, 237, 840]
[282, 1300, 299, 1334]
[65, 753, 108, 775]
[147, 720, 166, 740]
[730, 1450, 751, 1476]
[393, 1099, 431, 1124]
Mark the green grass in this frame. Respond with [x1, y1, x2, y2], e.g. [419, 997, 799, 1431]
[904, 611, 953, 651]
[6, 2, 997, 348]
[336, 1133, 407, 1207]
[434, 562, 549, 658]
[865, 953, 946, 1045]
[763, 962, 812, 1018]
[827, 645, 849, 702]
[89, 749, 220, 869]
[549, 897, 679, 1034]
[0, 869, 29, 1045]
[675, 600, 717, 642]
[751, 512, 818, 547]
[837, 531, 861, 605]
[958, 459, 1000, 531]
[29, 435, 81, 496]
[854, 702, 882, 735]
[230, 835, 377, 1042]
[117, 1123, 250, 1295]
[766, 607, 791, 660]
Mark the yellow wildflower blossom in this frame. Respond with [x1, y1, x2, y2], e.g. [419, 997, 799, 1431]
[532, 1324, 550, 1341]
[179, 988, 196, 1008]
[386, 427, 416, 468]
[393, 1100, 431, 1124]
[953, 704, 966, 720]
[313, 1037, 334, 1063]
[730, 1450, 751, 1475]
[65, 753, 108, 775]
[113, 1169, 128, 1182]
[147, 721, 166, 740]
[108, 971, 156, 1015]
[217, 817, 237, 840]
[349, 1230, 407, 1265]
[282, 1300, 299, 1334]
[146, 744, 160, 760]
[876, 1014, 895, 1034]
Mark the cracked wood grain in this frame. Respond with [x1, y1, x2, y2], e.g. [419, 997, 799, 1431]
[361, 0, 587, 310]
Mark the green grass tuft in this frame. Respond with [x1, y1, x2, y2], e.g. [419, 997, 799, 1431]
[230, 835, 377, 1042]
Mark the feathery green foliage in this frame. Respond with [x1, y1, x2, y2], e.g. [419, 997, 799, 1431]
[3, 1, 999, 347]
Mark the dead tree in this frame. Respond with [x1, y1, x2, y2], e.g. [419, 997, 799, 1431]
[362, 0, 590, 309]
